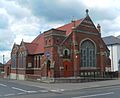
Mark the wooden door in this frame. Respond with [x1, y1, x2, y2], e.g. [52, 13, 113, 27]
[63, 61, 71, 77]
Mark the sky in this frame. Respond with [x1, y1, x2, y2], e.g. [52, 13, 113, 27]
[0, 0, 120, 63]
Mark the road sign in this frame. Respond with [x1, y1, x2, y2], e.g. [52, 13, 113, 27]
[45, 51, 50, 58]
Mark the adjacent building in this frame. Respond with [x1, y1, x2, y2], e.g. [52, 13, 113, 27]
[103, 36, 120, 73]
[8, 10, 111, 80]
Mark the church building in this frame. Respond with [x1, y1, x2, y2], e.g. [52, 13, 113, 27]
[10, 10, 111, 81]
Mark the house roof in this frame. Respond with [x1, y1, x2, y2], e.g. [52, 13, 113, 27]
[117, 35, 120, 39]
[57, 19, 83, 36]
[103, 36, 120, 45]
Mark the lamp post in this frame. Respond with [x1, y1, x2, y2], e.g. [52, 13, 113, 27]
[3, 55, 5, 64]
[118, 59, 120, 77]
[74, 53, 78, 77]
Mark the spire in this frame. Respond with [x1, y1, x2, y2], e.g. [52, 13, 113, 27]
[86, 9, 89, 16]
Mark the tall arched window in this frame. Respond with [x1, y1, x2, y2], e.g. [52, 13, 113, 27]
[80, 40, 96, 68]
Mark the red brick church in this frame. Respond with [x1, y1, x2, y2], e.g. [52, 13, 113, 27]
[9, 10, 111, 80]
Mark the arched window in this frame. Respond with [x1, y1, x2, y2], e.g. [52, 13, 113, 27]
[80, 40, 96, 68]
[63, 49, 70, 58]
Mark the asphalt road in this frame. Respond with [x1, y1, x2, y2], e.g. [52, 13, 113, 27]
[0, 79, 120, 98]
[0, 79, 50, 98]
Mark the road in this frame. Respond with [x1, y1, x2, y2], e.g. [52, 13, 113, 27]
[0, 79, 51, 98]
[0, 79, 120, 98]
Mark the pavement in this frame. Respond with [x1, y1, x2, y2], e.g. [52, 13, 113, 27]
[6, 78, 120, 92]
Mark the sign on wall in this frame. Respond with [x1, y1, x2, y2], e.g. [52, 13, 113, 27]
[28, 63, 32, 67]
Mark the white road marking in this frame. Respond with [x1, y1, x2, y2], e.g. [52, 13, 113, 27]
[0, 83, 7, 87]
[50, 89, 58, 92]
[51, 89, 64, 92]
[4, 93, 15, 96]
[72, 92, 114, 98]
[27, 91, 37, 93]
[50, 89, 64, 93]
[39, 90, 49, 93]
[17, 92, 26, 95]
[11, 87, 28, 92]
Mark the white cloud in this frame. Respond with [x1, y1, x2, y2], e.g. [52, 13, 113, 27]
[82, 0, 120, 9]
[97, 16, 120, 37]
[11, 17, 41, 36]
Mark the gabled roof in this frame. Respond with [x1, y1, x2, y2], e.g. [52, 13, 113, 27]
[103, 36, 120, 45]
[32, 33, 44, 54]
[24, 42, 38, 54]
[57, 19, 83, 36]
[11, 43, 19, 52]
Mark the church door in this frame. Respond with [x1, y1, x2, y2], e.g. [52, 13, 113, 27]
[63, 61, 71, 77]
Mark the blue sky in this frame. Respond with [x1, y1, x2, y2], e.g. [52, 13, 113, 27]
[0, 0, 120, 63]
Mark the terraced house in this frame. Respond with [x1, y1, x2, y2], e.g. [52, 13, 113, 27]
[9, 10, 111, 81]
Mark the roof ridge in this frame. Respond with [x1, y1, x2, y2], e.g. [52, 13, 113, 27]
[32, 33, 44, 43]
[57, 18, 83, 30]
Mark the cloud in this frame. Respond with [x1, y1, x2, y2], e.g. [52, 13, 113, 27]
[0, 15, 8, 29]
[16, 0, 86, 22]
[0, 29, 15, 51]
[15, 0, 120, 23]
[96, 16, 120, 37]
[0, 0, 31, 19]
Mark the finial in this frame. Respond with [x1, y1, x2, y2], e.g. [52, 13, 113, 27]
[71, 16, 75, 22]
[86, 9, 89, 16]
[71, 16, 76, 28]
[97, 24, 101, 33]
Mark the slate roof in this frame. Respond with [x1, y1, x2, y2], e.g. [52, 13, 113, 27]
[103, 36, 120, 45]
[117, 35, 120, 39]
